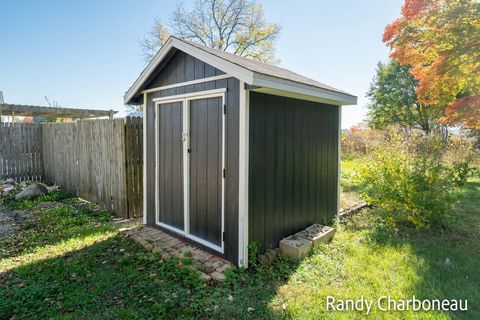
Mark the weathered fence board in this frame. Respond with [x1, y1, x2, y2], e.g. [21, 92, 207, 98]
[0, 123, 43, 181]
[42, 120, 129, 217]
[1, 119, 144, 218]
[125, 117, 143, 218]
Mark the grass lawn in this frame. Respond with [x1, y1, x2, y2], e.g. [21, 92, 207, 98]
[1, 177, 479, 319]
[340, 157, 364, 209]
[341, 157, 360, 173]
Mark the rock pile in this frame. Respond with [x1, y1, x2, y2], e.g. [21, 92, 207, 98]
[0, 178, 60, 201]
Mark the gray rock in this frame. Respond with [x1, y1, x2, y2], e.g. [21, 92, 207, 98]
[15, 183, 48, 200]
[0, 185, 14, 197]
[46, 185, 60, 193]
[445, 258, 452, 269]
[4, 178, 16, 185]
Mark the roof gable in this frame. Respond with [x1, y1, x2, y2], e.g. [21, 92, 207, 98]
[124, 37, 357, 106]
[146, 50, 224, 90]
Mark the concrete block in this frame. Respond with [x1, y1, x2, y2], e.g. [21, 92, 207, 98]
[296, 224, 335, 246]
[279, 235, 312, 260]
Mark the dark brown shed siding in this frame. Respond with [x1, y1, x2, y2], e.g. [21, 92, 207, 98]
[248, 92, 339, 253]
[142, 50, 239, 264]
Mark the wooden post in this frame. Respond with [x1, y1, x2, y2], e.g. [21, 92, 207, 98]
[0, 91, 4, 123]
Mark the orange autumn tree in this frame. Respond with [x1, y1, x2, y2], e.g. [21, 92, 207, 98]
[383, 0, 480, 128]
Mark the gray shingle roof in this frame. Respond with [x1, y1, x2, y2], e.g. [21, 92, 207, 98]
[175, 37, 355, 98]
[125, 36, 357, 105]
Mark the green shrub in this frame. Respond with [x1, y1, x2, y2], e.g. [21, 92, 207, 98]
[341, 124, 384, 158]
[247, 242, 259, 268]
[340, 171, 359, 192]
[356, 132, 474, 229]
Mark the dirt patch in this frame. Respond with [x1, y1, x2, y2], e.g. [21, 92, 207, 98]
[340, 189, 364, 209]
[32, 201, 65, 211]
[0, 205, 36, 238]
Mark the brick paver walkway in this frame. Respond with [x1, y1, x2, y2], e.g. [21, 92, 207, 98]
[120, 225, 232, 281]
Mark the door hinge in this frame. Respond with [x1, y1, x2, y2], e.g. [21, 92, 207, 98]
[223, 231, 225, 241]
[223, 168, 226, 179]
[187, 148, 191, 153]
[223, 104, 226, 115]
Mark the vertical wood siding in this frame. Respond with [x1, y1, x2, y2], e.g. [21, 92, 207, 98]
[145, 93, 157, 225]
[0, 123, 43, 181]
[248, 92, 340, 253]
[143, 50, 239, 264]
[148, 51, 225, 89]
[157, 101, 184, 230]
[189, 97, 223, 246]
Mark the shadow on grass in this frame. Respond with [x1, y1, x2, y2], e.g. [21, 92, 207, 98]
[0, 233, 298, 320]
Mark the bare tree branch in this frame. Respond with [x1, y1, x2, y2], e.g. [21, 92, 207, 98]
[140, 0, 280, 64]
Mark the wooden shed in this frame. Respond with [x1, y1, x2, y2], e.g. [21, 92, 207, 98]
[124, 36, 357, 267]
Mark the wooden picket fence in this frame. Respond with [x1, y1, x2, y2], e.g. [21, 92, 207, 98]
[0, 119, 143, 218]
[0, 123, 43, 181]
[124, 117, 143, 218]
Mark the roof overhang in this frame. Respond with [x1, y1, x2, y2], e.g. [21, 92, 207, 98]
[251, 73, 357, 105]
[124, 37, 357, 106]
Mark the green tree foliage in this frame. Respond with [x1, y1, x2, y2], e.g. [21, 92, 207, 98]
[140, 0, 281, 64]
[367, 60, 447, 136]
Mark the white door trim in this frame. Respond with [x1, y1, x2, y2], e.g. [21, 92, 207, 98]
[142, 74, 231, 94]
[238, 81, 249, 267]
[154, 91, 226, 254]
[337, 106, 342, 215]
[143, 92, 147, 225]
[152, 88, 227, 103]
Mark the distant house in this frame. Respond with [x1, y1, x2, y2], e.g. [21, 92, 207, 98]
[125, 36, 357, 267]
[0, 115, 13, 123]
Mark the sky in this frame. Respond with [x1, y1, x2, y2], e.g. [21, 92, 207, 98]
[0, 0, 404, 128]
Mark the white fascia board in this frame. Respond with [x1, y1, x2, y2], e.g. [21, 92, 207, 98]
[124, 38, 174, 105]
[125, 36, 357, 106]
[172, 39, 254, 84]
[252, 73, 357, 106]
[124, 38, 255, 105]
